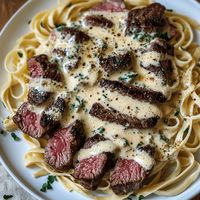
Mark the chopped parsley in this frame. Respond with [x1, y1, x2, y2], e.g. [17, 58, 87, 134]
[74, 73, 89, 81]
[160, 134, 169, 143]
[40, 176, 57, 192]
[71, 96, 86, 112]
[11, 133, 20, 141]
[119, 72, 138, 84]
[96, 126, 105, 135]
[3, 195, 13, 199]
[56, 24, 66, 31]
[127, 195, 135, 200]
[183, 126, 189, 137]
[17, 52, 23, 58]
[174, 109, 180, 116]
[138, 195, 144, 200]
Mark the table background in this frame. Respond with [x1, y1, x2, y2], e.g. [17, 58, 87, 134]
[0, 0, 200, 199]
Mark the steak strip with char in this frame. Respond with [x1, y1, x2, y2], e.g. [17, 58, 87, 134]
[99, 52, 133, 74]
[99, 79, 167, 104]
[126, 3, 166, 35]
[85, 15, 113, 28]
[89, 103, 159, 129]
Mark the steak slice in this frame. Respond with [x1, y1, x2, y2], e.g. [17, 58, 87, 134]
[73, 134, 115, 190]
[110, 145, 155, 195]
[12, 102, 48, 138]
[148, 38, 174, 56]
[89, 103, 159, 129]
[85, 15, 113, 28]
[40, 97, 66, 128]
[110, 159, 146, 195]
[99, 52, 133, 74]
[28, 88, 51, 106]
[140, 39, 174, 85]
[44, 120, 85, 170]
[99, 79, 167, 104]
[92, 0, 126, 12]
[28, 54, 61, 81]
[125, 3, 166, 35]
[59, 27, 90, 43]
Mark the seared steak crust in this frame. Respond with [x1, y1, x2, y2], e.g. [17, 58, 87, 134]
[100, 79, 167, 104]
[85, 15, 113, 28]
[89, 103, 159, 129]
[60, 27, 90, 43]
[126, 3, 166, 35]
[40, 97, 66, 128]
[44, 120, 85, 170]
[28, 88, 51, 106]
[99, 52, 133, 74]
[28, 54, 61, 81]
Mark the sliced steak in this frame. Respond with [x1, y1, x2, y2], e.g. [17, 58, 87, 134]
[92, 0, 126, 12]
[140, 39, 174, 85]
[99, 52, 133, 74]
[125, 3, 166, 35]
[99, 79, 167, 104]
[13, 102, 48, 138]
[28, 88, 51, 106]
[110, 145, 155, 195]
[89, 103, 159, 129]
[73, 134, 115, 190]
[28, 54, 61, 81]
[40, 97, 66, 128]
[148, 38, 174, 56]
[85, 15, 113, 28]
[45, 120, 85, 170]
[59, 27, 90, 43]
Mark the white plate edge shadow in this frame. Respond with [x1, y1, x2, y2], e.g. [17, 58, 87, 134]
[0, 0, 200, 200]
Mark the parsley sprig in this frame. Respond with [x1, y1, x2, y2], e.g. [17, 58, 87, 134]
[40, 176, 57, 192]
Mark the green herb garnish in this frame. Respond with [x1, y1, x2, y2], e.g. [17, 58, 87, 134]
[74, 73, 89, 81]
[160, 134, 169, 143]
[40, 176, 57, 192]
[138, 195, 144, 200]
[174, 109, 180, 116]
[11, 133, 20, 141]
[96, 126, 105, 135]
[71, 96, 86, 112]
[3, 195, 13, 199]
[17, 52, 23, 58]
[119, 72, 138, 84]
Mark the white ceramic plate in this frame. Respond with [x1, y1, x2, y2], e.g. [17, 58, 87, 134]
[0, 0, 200, 199]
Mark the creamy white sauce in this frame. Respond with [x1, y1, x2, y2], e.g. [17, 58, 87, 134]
[76, 140, 117, 161]
[34, 8, 179, 165]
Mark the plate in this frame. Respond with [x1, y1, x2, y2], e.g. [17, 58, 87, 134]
[0, 0, 200, 200]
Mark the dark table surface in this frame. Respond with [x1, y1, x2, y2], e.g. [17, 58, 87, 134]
[0, 0, 200, 199]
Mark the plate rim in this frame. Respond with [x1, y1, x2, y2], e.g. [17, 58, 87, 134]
[0, 1, 200, 200]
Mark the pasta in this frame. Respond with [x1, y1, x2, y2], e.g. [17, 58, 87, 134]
[1, 0, 200, 199]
